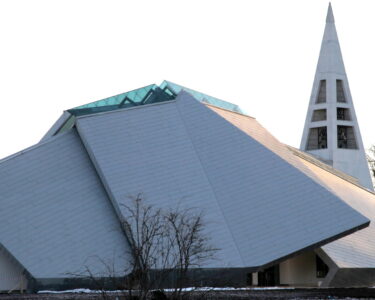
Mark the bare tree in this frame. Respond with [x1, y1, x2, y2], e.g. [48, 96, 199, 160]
[367, 145, 375, 187]
[164, 207, 217, 299]
[121, 194, 217, 300]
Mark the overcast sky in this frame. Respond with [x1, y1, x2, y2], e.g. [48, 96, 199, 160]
[0, 0, 374, 159]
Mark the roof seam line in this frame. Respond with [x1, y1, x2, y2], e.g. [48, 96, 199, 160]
[174, 97, 247, 267]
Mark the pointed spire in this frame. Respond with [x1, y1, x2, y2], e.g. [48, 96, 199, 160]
[318, 2, 344, 74]
[300, 3, 374, 191]
[326, 3, 335, 23]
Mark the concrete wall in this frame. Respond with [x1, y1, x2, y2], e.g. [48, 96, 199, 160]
[0, 247, 28, 292]
[329, 268, 375, 287]
[279, 251, 321, 287]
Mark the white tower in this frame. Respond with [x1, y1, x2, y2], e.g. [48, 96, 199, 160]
[300, 3, 373, 191]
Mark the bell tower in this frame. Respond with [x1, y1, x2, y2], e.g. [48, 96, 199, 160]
[300, 3, 373, 190]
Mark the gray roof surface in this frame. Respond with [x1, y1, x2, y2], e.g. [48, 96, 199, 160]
[0, 129, 131, 278]
[75, 91, 368, 269]
[208, 104, 375, 269]
[301, 159, 375, 268]
[40, 111, 71, 142]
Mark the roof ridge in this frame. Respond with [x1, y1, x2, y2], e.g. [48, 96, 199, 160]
[204, 103, 255, 119]
[0, 129, 74, 164]
[75, 100, 177, 120]
[287, 145, 375, 195]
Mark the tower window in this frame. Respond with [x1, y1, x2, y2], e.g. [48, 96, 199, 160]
[337, 126, 357, 149]
[337, 108, 351, 121]
[307, 127, 327, 150]
[316, 80, 326, 103]
[312, 109, 327, 122]
[336, 80, 346, 103]
[316, 255, 329, 278]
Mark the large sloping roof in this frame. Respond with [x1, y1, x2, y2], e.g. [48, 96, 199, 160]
[208, 103, 375, 269]
[295, 155, 375, 268]
[74, 91, 368, 269]
[1, 84, 372, 279]
[0, 129, 131, 278]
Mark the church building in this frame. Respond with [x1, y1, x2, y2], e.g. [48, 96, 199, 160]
[0, 4, 374, 292]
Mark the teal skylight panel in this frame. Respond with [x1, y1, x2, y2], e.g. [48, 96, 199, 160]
[160, 81, 244, 114]
[67, 81, 245, 119]
[74, 84, 157, 109]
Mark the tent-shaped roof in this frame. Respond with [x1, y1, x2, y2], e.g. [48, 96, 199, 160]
[0, 83, 372, 281]
[0, 130, 131, 278]
[74, 91, 369, 269]
[209, 102, 375, 269]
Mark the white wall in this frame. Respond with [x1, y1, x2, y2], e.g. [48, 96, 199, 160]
[0, 247, 27, 292]
[279, 251, 322, 287]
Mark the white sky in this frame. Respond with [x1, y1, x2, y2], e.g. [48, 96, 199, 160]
[0, 0, 374, 159]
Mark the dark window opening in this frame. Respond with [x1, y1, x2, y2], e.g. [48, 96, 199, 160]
[316, 80, 327, 103]
[337, 107, 351, 121]
[307, 127, 327, 150]
[312, 109, 327, 122]
[316, 255, 329, 278]
[246, 273, 253, 286]
[338, 126, 357, 149]
[258, 265, 280, 286]
[336, 80, 346, 103]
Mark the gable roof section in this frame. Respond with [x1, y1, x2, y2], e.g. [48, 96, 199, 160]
[207, 103, 375, 269]
[75, 91, 368, 269]
[0, 129, 131, 278]
[75, 100, 244, 268]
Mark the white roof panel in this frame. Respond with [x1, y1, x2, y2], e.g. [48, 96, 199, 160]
[0, 129, 131, 278]
[75, 91, 368, 269]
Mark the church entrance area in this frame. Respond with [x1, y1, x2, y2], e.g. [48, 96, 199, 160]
[258, 265, 280, 286]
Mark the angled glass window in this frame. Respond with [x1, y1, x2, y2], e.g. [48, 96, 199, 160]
[337, 107, 351, 121]
[68, 85, 176, 117]
[161, 81, 244, 114]
[316, 80, 326, 103]
[336, 80, 346, 103]
[337, 126, 357, 149]
[311, 109, 327, 122]
[67, 81, 245, 118]
[307, 127, 327, 150]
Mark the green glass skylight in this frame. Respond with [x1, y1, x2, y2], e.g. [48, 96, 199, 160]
[68, 81, 244, 117]
[69, 84, 164, 116]
[57, 81, 245, 135]
[160, 81, 244, 114]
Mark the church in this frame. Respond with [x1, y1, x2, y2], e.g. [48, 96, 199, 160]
[0, 4, 374, 291]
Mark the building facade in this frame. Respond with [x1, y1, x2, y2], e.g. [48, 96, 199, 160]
[0, 4, 374, 292]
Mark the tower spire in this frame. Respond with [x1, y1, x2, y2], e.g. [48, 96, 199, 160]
[326, 2, 335, 23]
[300, 4, 373, 190]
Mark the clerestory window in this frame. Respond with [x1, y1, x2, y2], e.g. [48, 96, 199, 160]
[312, 109, 327, 122]
[307, 127, 327, 150]
[316, 80, 326, 103]
[336, 80, 346, 103]
[337, 108, 351, 121]
[337, 126, 357, 149]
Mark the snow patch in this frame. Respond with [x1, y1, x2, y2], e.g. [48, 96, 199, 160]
[38, 286, 294, 294]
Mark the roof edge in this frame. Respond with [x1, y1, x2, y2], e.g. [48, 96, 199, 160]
[0, 243, 34, 284]
[0, 129, 74, 164]
[258, 220, 370, 271]
[204, 103, 255, 119]
[287, 145, 375, 195]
